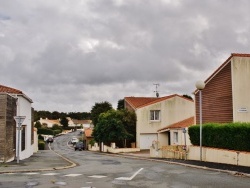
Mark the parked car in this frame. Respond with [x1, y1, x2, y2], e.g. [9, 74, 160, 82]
[74, 141, 85, 151]
[46, 137, 54, 143]
[70, 137, 79, 145]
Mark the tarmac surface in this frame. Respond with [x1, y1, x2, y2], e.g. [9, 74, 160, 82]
[0, 149, 250, 178]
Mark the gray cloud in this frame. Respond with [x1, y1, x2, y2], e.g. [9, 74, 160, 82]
[1, 0, 250, 112]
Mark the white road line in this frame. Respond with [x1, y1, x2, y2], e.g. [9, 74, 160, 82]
[64, 174, 82, 177]
[115, 168, 144, 181]
[88, 175, 107, 178]
[42, 173, 60, 176]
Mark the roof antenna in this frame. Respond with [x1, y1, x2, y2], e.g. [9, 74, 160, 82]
[153, 83, 160, 98]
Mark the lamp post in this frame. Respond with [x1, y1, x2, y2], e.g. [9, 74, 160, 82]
[195, 80, 205, 161]
[14, 116, 26, 163]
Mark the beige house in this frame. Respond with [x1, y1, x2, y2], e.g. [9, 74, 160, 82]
[38, 118, 61, 128]
[125, 94, 194, 149]
[67, 117, 92, 128]
[195, 53, 250, 124]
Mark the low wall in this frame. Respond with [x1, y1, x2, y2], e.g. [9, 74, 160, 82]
[150, 145, 250, 167]
[107, 147, 140, 153]
[188, 146, 250, 166]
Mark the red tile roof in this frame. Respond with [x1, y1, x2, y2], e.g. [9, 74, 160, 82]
[84, 128, 93, 137]
[0, 84, 33, 102]
[0, 84, 23, 94]
[158, 116, 195, 132]
[125, 94, 193, 110]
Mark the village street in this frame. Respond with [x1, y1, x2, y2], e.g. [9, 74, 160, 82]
[0, 132, 249, 188]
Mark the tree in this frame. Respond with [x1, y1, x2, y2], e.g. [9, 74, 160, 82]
[120, 109, 136, 146]
[92, 110, 132, 146]
[92, 109, 136, 147]
[90, 101, 113, 126]
[117, 99, 125, 110]
[183, 94, 193, 100]
[60, 117, 69, 129]
[34, 121, 42, 128]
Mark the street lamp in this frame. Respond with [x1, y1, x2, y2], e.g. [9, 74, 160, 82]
[14, 116, 26, 163]
[195, 80, 205, 161]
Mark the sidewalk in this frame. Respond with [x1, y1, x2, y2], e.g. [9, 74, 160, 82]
[0, 150, 76, 174]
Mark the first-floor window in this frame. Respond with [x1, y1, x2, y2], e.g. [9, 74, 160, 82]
[150, 110, 160, 121]
[174, 132, 178, 143]
[22, 125, 26, 151]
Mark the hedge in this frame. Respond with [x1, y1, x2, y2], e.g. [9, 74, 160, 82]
[37, 128, 62, 136]
[38, 140, 45, 150]
[188, 122, 250, 152]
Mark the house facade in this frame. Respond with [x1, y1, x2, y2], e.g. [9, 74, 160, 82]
[67, 118, 92, 128]
[0, 84, 35, 162]
[39, 118, 61, 128]
[195, 53, 250, 124]
[125, 94, 194, 149]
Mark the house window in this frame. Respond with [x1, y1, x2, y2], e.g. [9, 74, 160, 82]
[22, 125, 26, 151]
[174, 132, 178, 143]
[150, 110, 160, 121]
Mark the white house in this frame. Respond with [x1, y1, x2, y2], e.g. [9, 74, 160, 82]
[0, 84, 35, 162]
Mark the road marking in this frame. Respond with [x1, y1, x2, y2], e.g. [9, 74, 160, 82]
[115, 168, 143, 181]
[88, 175, 107, 178]
[43, 173, 60, 176]
[64, 174, 82, 177]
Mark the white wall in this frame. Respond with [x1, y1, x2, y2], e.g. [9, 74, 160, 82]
[232, 56, 250, 122]
[16, 96, 34, 160]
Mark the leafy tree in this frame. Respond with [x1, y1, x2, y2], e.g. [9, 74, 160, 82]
[92, 110, 133, 146]
[92, 109, 136, 147]
[182, 94, 193, 100]
[117, 99, 125, 110]
[34, 121, 42, 128]
[60, 117, 69, 129]
[90, 101, 113, 126]
[119, 109, 137, 146]
[51, 111, 60, 119]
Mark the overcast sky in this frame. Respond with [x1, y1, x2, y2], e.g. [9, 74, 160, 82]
[1, 0, 250, 113]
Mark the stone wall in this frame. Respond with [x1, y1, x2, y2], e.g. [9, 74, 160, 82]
[0, 94, 17, 162]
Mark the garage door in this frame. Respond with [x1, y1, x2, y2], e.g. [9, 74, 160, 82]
[140, 134, 157, 149]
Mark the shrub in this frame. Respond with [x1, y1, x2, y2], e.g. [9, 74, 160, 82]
[38, 140, 45, 150]
[188, 122, 250, 152]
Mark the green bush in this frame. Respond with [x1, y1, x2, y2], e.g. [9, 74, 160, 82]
[188, 122, 250, 152]
[38, 140, 45, 150]
[37, 128, 62, 136]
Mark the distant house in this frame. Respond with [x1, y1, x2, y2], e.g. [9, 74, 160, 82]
[125, 94, 194, 149]
[67, 117, 92, 128]
[83, 128, 94, 148]
[38, 118, 61, 128]
[195, 53, 250, 124]
[0, 84, 35, 162]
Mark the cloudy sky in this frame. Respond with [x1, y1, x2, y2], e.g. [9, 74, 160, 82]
[1, 0, 250, 113]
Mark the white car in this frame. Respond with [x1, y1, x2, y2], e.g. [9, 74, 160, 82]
[70, 137, 79, 145]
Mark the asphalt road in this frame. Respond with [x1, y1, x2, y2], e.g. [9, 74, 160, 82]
[0, 131, 250, 188]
